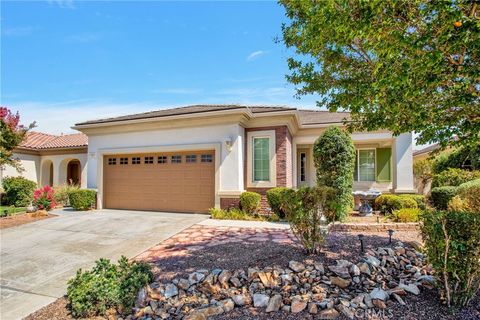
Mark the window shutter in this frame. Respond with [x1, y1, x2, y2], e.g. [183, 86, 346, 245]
[376, 148, 392, 182]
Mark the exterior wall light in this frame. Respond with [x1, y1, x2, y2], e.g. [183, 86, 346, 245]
[224, 138, 233, 152]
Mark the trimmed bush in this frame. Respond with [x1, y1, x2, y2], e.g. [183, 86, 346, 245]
[391, 208, 422, 222]
[67, 256, 153, 317]
[266, 187, 289, 218]
[430, 186, 457, 210]
[313, 126, 355, 221]
[209, 207, 279, 222]
[69, 189, 96, 211]
[2, 176, 36, 207]
[420, 210, 480, 307]
[432, 144, 480, 173]
[281, 186, 336, 253]
[239, 191, 261, 214]
[53, 184, 80, 206]
[454, 179, 480, 213]
[431, 168, 480, 188]
[375, 194, 418, 214]
[399, 194, 427, 210]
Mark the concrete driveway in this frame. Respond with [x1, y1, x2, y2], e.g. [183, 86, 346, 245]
[0, 209, 208, 320]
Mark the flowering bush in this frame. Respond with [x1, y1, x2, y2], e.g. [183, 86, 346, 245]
[33, 185, 56, 211]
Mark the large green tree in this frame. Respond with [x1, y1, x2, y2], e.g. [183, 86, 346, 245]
[280, 0, 479, 148]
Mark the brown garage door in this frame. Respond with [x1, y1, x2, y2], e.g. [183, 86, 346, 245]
[103, 151, 215, 213]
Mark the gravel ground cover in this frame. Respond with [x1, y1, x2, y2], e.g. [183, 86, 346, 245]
[25, 226, 479, 320]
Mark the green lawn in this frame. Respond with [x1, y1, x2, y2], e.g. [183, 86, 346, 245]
[0, 206, 27, 217]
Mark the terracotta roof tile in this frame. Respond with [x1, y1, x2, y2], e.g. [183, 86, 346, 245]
[19, 132, 88, 150]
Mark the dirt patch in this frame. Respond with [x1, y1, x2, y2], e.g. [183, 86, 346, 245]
[24, 297, 72, 320]
[0, 212, 55, 229]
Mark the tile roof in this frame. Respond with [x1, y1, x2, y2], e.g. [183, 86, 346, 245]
[75, 104, 348, 126]
[19, 131, 88, 150]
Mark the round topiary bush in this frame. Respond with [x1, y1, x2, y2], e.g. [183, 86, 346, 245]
[69, 189, 97, 211]
[375, 194, 418, 213]
[266, 187, 289, 218]
[239, 191, 261, 214]
[313, 126, 355, 221]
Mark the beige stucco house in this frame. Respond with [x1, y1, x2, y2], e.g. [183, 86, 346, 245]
[2, 105, 415, 213]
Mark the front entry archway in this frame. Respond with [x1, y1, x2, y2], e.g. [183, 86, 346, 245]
[67, 160, 81, 185]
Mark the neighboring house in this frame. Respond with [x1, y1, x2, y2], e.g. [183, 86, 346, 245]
[69, 104, 415, 213]
[413, 143, 440, 163]
[0, 132, 88, 188]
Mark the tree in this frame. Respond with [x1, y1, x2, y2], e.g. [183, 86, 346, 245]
[280, 0, 480, 148]
[313, 126, 355, 221]
[0, 107, 35, 171]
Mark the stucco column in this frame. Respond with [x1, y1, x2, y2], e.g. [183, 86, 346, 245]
[393, 132, 415, 193]
[80, 159, 88, 188]
[52, 159, 63, 186]
[292, 139, 298, 188]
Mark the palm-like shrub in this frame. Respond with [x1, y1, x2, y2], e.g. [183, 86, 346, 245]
[313, 127, 355, 221]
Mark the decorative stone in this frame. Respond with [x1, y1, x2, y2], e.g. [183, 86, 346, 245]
[232, 294, 251, 306]
[319, 308, 340, 319]
[266, 294, 282, 312]
[218, 299, 234, 312]
[177, 278, 190, 290]
[253, 293, 270, 308]
[392, 293, 406, 305]
[135, 287, 147, 308]
[399, 283, 420, 295]
[328, 265, 350, 278]
[289, 260, 306, 273]
[364, 255, 381, 268]
[258, 272, 275, 288]
[291, 299, 307, 313]
[372, 299, 387, 309]
[369, 288, 389, 301]
[330, 276, 351, 289]
[350, 264, 361, 276]
[218, 270, 232, 288]
[308, 302, 318, 314]
[164, 283, 178, 298]
[314, 262, 325, 274]
[188, 272, 205, 285]
[358, 262, 371, 275]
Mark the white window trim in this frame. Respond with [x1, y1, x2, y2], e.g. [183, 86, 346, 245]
[247, 130, 276, 188]
[357, 148, 376, 182]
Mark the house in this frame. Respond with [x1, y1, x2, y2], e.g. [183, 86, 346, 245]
[413, 143, 440, 163]
[0, 132, 88, 188]
[2, 105, 415, 213]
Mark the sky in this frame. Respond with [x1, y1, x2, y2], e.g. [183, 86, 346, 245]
[2, 0, 323, 135]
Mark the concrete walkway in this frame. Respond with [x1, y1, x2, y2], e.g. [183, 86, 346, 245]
[0, 209, 208, 320]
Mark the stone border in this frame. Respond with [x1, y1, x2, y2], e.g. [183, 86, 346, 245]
[331, 222, 420, 232]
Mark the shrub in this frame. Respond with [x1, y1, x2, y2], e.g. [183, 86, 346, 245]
[69, 189, 96, 210]
[53, 184, 80, 206]
[2, 176, 36, 207]
[375, 194, 418, 214]
[399, 194, 427, 210]
[313, 126, 355, 221]
[454, 179, 480, 213]
[281, 186, 336, 254]
[391, 208, 422, 222]
[266, 187, 289, 218]
[209, 207, 279, 222]
[430, 186, 458, 210]
[420, 210, 480, 307]
[239, 191, 261, 214]
[67, 256, 153, 317]
[33, 185, 56, 211]
[432, 168, 480, 188]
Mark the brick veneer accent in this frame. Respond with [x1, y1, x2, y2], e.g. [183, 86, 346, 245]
[244, 126, 293, 213]
[220, 197, 240, 210]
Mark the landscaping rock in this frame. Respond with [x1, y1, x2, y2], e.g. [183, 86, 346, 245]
[330, 276, 351, 288]
[291, 299, 307, 313]
[289, 260, 305, 272]
[369, 288, 389, 301]
[319, 308, 340, 319]
[253, 293, 270, 308]
[265, 294, 282, 312]
[232, 294, 251, 306]
[399, 283, 420, 295]
[164, 283, 178, 298]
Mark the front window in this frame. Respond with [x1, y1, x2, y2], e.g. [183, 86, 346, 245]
[357, 149, 375, 181]
[253, 137, 270, 181]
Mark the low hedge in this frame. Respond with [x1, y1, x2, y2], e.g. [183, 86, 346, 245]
[69, 189, 96, 211]
[431, 168, 480, 188]
[239, 191, 261, 214]
[266, 187, 289, 218]
[399, 194, 427, 210]
[430, 186, 458, 210]
[450, 179, 480, 213]
[375, 194, 418, 214]
[391, 208, 422, 222]
[2, 176, 37, 207]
